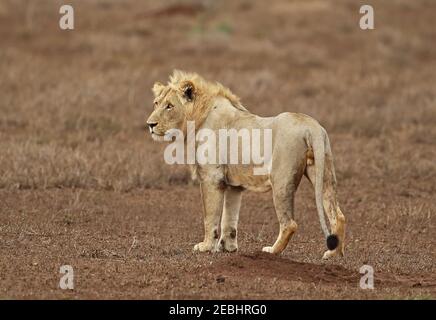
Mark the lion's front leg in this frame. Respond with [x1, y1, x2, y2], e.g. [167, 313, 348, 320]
[217, 187, 242, 253]
[193, 181, 224, 253]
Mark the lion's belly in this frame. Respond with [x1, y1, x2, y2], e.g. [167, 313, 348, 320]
[225, 165, 272, 192]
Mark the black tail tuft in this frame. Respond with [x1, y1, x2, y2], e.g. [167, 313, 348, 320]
[326, 234, 339, 250]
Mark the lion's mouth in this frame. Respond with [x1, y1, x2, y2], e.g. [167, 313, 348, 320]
[148, 125, 163, 137]
[151, 132, 166, 142]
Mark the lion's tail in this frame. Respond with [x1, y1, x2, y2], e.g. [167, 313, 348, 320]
[312, 129, 339, 251]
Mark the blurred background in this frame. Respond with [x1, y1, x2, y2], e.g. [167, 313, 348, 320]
[0, 0, 435, 192]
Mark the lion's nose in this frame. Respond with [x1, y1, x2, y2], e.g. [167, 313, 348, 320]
[147, 122, 158, 130]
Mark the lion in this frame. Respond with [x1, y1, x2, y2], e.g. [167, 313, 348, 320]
[146, 70, 346, 259]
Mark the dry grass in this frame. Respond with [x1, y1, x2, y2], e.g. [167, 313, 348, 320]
[1, 0, 435, 194]
[0, 0, 433, 205]
[0, 0, 435, 299]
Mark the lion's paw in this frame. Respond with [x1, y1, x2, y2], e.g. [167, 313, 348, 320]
[217, 239, 238, 253]
[193, 241, 215, 253]
[262, 246, 275, 254]
[322, 250, 336, 260]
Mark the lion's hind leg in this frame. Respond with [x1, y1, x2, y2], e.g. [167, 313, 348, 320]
[305, 154, 346, 259]
[321, 190, 346, 260]
[261, 187, 298, 255]
[262, 158, 304, 255]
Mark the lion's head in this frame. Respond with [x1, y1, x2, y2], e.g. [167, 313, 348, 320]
[146, 73, 195, 141]
[146, 70, 246, 142]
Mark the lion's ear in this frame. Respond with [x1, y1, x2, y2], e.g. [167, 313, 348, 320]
[181, 81, 195, 102]
[152, 82, 165, 97]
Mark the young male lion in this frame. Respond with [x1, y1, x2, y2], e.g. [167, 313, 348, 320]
[146, 70, 346, 259]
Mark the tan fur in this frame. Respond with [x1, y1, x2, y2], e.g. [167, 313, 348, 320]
[147, 70, 346, 259]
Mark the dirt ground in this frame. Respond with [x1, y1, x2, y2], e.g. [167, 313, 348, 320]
[0, 0, 435, 299]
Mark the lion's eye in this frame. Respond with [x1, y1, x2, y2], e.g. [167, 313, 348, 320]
[165, 104, 173, 110]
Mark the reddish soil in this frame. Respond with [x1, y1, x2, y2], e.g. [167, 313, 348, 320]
[0, 0, 435, 299]
[0, 187, 434, 299]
